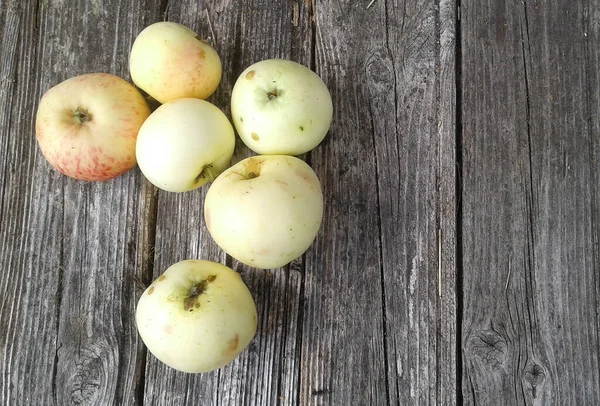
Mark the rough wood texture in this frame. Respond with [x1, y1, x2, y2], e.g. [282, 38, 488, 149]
[8, 0, 600, 404]
[461, 0, 600, 404]
[0, 0, 158, 404]
[302, 0, 457, 404]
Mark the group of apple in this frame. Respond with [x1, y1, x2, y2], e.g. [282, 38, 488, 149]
[35, 22, 333, 374]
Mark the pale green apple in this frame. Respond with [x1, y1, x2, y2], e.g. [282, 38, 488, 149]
[136, 260, 258, 373]
[230, 59, 333, 156]
[130, 21, 222, 103]
[35, 73, 150, 181]
[135, 98, 235, 192]
[204, 155, 323, 269]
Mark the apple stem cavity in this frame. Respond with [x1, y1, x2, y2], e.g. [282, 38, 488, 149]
[183, 274, 217, 311]
[241, 157, 263, 180]
[267, 89, 281, 100]
[73, 107, 92, 124]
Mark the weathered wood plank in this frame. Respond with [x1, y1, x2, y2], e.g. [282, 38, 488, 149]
[0, 0, 159, 404]
[302, 0, 457, 404]
[142, 1, 313, 405]
[461, 0, 600, 404]
[0, 3, 61, 403]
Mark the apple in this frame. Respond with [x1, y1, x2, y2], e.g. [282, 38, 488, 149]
[204, 155, 323, 269]
[35, 73, 150, 181]
[135, 98, 235, 192]
[136, 259, 258, 373]
[129, 21, 222, 104]
[230, 59, 333, 156]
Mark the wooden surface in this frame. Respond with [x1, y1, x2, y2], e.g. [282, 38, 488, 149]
[0, 1, 597, 405]
[461, 0, 600, 404]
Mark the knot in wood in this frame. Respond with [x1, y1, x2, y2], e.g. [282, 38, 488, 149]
[523, 363, 547, 399]
[466, 328, 508, 370]
[365, 49, 394, 89]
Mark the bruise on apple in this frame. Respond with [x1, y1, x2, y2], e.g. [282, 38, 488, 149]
[222, 333, 239, 357]
[296, 169, 317, 186]
[183, 274, 217, 311]
[275, 180, 288, 189]
[245, 70, 255, 80]
[257, 247, 271, 256]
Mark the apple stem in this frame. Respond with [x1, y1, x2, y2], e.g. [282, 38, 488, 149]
[73, 107, 92, 124]
[194, 164, 216, 184]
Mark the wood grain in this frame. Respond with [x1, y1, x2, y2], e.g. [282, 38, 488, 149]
[302, 0, 457, 404]
[0, 3, 61, 403]
[461, 0, 600, 404]
[0, 0, 159, 404]
[142, 1, 314, 405]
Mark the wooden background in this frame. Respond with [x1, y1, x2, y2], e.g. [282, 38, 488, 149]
[0, 0, 598, 405]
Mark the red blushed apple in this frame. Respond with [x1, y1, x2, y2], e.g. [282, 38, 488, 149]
[35, 73, 151, 181]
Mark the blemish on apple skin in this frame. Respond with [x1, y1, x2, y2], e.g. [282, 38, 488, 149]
[296, 170, 315, 184]
[163, 325, 173, 335]
[159, 275, 166, 282]
[251, 132, 260, 141]
[257, 247, 271, 256]
[148, 286, 155, 295]
[245, 70, 255, 80]
[299, 125, 304, 131]
[240, 117, 244, 123]
[222, 334, 239, 356]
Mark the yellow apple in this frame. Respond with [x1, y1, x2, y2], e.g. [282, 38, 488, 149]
[35, 73, 150, 181]
[130, 22, 222, 103]
[231, 59, 333, 156]
[136, 260, 258, 373]
[204, 155, 324, 269]
[135, 98, 235, 192]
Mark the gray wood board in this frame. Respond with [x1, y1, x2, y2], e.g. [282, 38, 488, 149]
[301, 0, 457, 405]
[460, 0, 600, 404]
[0, 0, 464, 405]
[0, 0, 159, 404]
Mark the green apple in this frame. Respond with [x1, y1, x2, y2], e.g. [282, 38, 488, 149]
[204, 155, 323, 269]
[135, 98, 235, 192]
[35, 73, 150, 181]
[130, 21, 222, 103]
[136, 260, 258, 373]
[230, 59, 333, 156]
